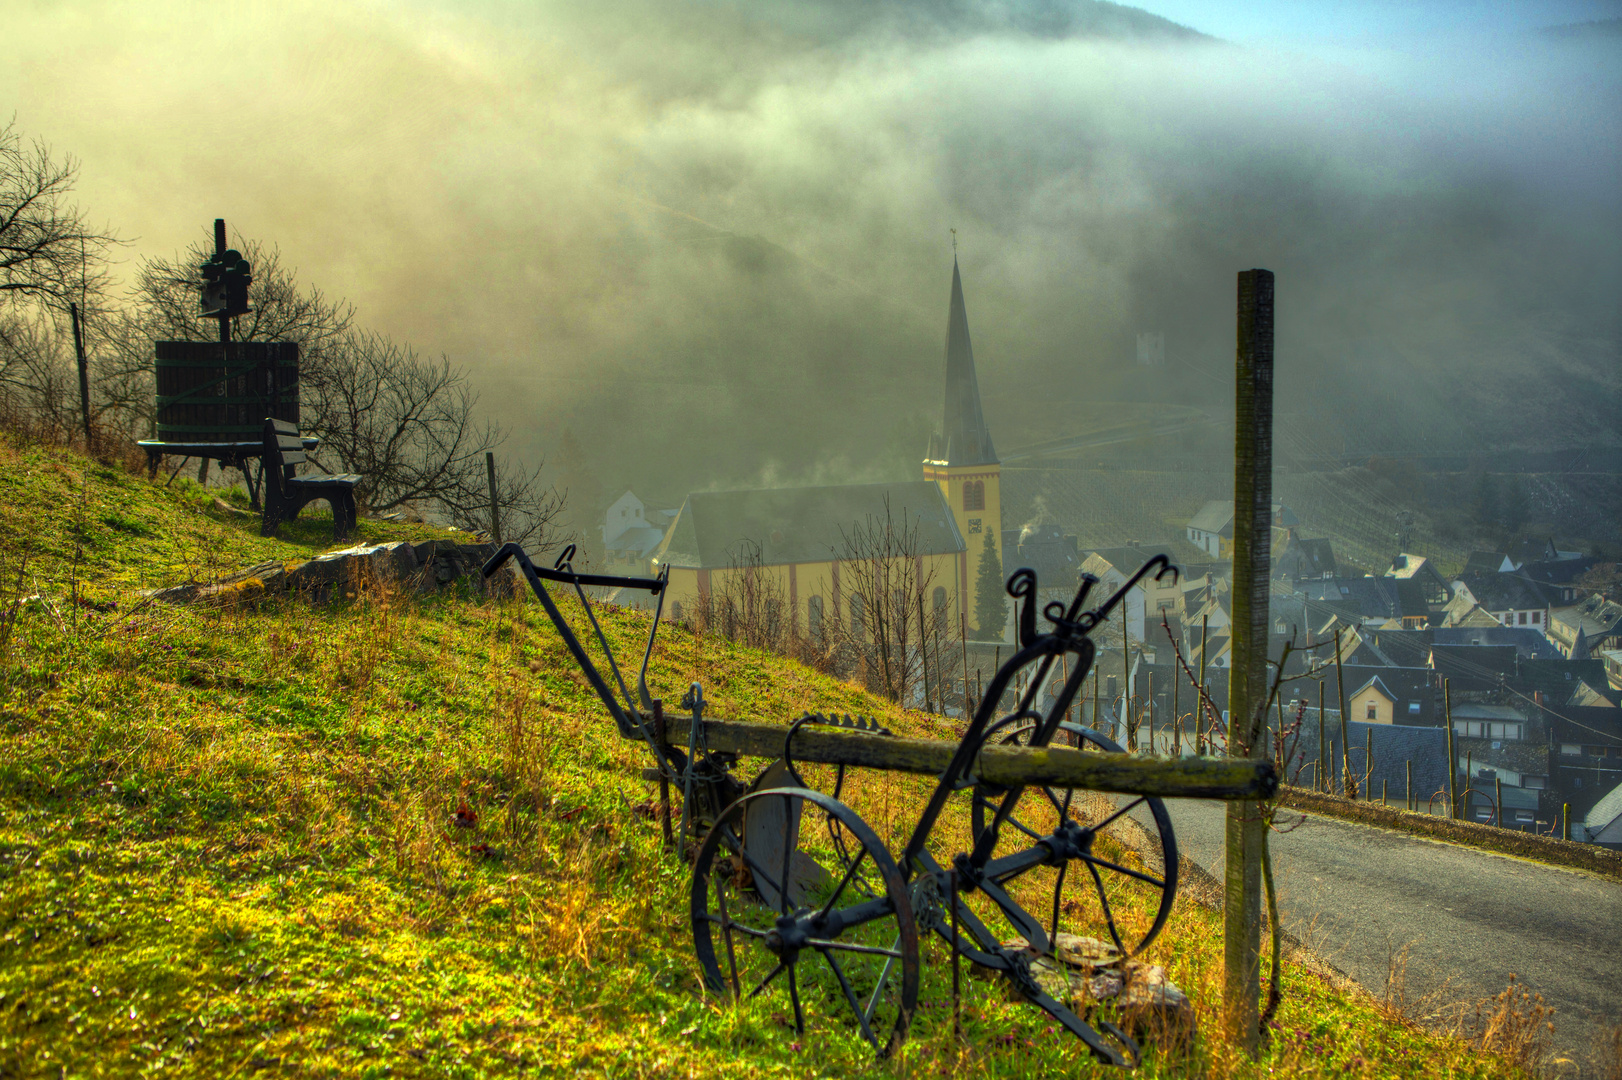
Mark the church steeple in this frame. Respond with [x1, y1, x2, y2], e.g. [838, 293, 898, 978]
[927, 258, 998, 467]
[923, 255, 1005, 639]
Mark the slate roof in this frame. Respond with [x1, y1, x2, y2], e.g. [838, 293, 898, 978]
[1006, 524, 1082, 589]
[1454, 572, 1556, 613]
[1300, 577, 1426, 621]
[925, 259, 997, 467]
[1552, 596, 1622, 643]
[1583, 779, 1622, 838]
[653, 482, 963, 569]
[1511, 657, 1609, 698]
[1432, 626, 1564, 660]
[1429, 644, 1518, 691]
[1463, 551, 1514, 575]
[1281, 718, 1448, 804]
[1187, 500, 1299, 536]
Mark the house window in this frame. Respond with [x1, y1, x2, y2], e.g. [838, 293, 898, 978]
[1560, 743, 1581, 756]
[963, 481, 985, 512]
[1514, 810, 1534, 823]
[1532, 612, 1540, 624]
[1518, 612, 1527, 625]
[1366, 703, 1378, 719]
[1525, 776, 1546, 790]
[1408, 702, 1421, 714]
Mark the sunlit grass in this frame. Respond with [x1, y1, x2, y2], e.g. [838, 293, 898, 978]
[0, 437, 1536, 1077]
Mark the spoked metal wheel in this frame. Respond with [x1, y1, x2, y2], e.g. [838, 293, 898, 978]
[691, 788, 920, 1058]
[969, 721, 1179, 961]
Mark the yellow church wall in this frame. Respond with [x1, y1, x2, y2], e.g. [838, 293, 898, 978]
[924, 462, 1002, 635]
[655, 553, 967, 641]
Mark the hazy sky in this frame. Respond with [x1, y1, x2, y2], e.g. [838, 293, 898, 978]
[3, 0, 1618, 511]
[1142, 0, 1620, 42]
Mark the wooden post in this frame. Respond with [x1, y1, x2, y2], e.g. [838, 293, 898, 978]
[1406, 759, 1413, 812]
[1122, 603, 1132, 749]
[1318, 681, 1326, 793]
[1563, 802, 1570, 841]
[1224, 267, 1272, 1054]
[486, 451, 503, 546]
[70, 302, 92, 448]
[1146, 671, 1155, 754]
[1382, 778, 1387, 806]
[1335, 628, 1352, 798]
[1198, 612, 1210, 754]
[1444, 680, 1458, 819]
[1495, 775, 1503, 829]
[1172, 655, 1181, 756]
[1364, 727, 1373, 801]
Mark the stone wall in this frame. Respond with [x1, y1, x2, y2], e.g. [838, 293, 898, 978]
[145, 540, 517, 606]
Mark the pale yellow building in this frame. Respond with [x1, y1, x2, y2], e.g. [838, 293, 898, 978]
[648, 257, 1006, 637]
[649, 482, 967, 636]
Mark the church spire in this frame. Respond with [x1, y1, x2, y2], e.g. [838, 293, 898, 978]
[929, 257, 997, 467]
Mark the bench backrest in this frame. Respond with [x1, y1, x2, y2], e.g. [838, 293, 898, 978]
[262, 416, 306, 488]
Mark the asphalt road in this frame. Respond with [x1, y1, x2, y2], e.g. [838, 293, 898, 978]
[1139, 798, 1622, 1074]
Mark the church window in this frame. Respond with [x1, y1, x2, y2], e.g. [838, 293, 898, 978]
[963, 481, 985, 511]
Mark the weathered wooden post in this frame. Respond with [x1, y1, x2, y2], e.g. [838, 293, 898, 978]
[486, 451, 503, 546]
[1563, 803, 1570, 841]
[1197, 612, 1210, 754]
[1224, 267, 1272, 1053]
[70, 301, 92, 448]
[1444, 680, 1458, 819]
[1335, 628, 1352, 797]
[1364, 727, 1373, 801]
[1317, 681, 1326, 792]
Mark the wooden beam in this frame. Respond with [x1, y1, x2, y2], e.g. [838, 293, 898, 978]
[654, 716, 1276, 800]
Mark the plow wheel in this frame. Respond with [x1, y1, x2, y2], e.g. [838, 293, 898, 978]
[970, 721, 1179, 961]
[691, 788, 920, 1059]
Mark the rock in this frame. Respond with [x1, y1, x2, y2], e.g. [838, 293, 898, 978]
[1115, 962, 1196, 1048]
[147, 538, 505, 605]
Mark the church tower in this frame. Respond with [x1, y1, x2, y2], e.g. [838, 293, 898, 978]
[923, 257, 1002, 637]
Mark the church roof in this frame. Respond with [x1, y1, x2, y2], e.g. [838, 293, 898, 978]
[652, 481, 964, 570]
[926, 259, 997, 468]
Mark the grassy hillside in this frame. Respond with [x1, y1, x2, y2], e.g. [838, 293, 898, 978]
[0, 438, 1536, 1078]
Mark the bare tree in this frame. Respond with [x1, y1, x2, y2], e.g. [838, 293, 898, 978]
[0, 122, 118, 309]
[310, 330, 563, 547]
[0, 122, 124, 438]
[691, 540, 794, 655]
[829, 496, 948, 707]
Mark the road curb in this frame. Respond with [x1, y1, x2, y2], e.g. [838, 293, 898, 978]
[1278, 788, 1622, 883]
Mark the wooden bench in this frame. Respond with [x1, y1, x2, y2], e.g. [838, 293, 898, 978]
[260, 418, 361, 541]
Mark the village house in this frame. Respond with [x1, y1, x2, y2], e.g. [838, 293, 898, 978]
[1386, 553, 1452, 607]
[1549, 595, 1622, 659]
[1446, 571, 1555, 632]
[1184, 500, 1297, 560]
[600, 491, 679, 574]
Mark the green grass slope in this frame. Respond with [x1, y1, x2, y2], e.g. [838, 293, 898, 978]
[0, 439, 1535, 1078]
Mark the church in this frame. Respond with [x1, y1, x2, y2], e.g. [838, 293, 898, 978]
[647, 257, 1005, 639]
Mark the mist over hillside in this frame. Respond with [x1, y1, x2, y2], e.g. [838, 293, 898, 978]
[3, 0, 1618, 535]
